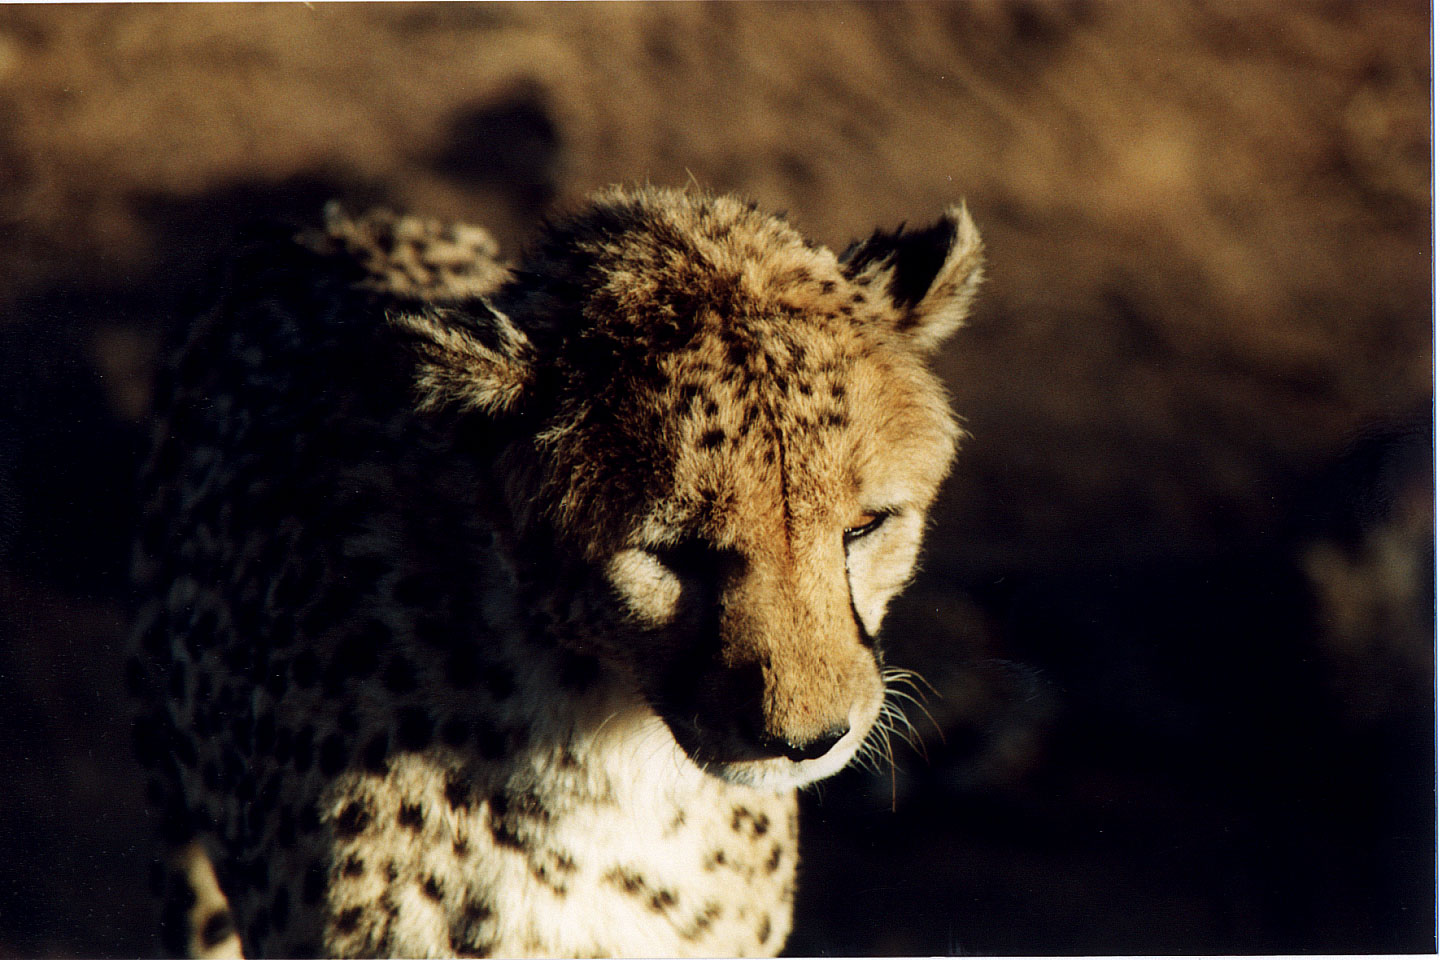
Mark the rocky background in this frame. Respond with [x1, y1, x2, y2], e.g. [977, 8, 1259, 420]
[0, 3, 1431, 955]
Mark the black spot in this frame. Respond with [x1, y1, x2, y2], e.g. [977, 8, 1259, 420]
[445, 643, 483, 689]
[200, 909, 235, 949]
[453, 838, 470, 858]
[755, 813, 770, 835]
[165, 659, 187, 701]
[319, 732, 350, 776]
[483, 664, 516, 700]
[247, 908, 270, 950]
[444, 776, 473, 811]
[246, 855, 270, 893]
[382, 655, 418, 694]
[683, 902, 723, 941]
[489, 814, 526, 851]
[191, 610, 219, 650]
[393, 572, 445, 609]
[273, 565, 311, 611]
[271, 885, 291, 933]
[255, 712, 276, 755]
[414, 615, 450, 648]
[334, 799, 372, 838]
[264, 659, 289, 698]
[254, 773, 280, 815]
[291, 650, 320, 689]
[334, 906, 362, 934]
[397, 802, 426, 831]
[273, 726, 294, 765]
[421, 875, 445, 902]
[277, 806, 297, 848]
[336, 707, 360, 734]
[292, 726, 314, 772]
[758, 915, 772, 944]
[342, 854, 365, 877]
[475, 722, 507, 759]
[361, 732, 390, 773]
[194, 669, 213, 705]
[396, 706, 435, 751]
[301, 587, 356, 639]
[724, 342, 748, 370]
[766, 843, 783, 873]
[824, 410, 849, 429]
[173, 732, 199, 770]
[557, 650, 600, 692]
[607, 867, 645, 895]
[230, 712, 255, 754]
[649, 889, 677, 912]
[324, 619, 387, 692]
[698, 428, 726, 450]
[440, 716, 470, 748]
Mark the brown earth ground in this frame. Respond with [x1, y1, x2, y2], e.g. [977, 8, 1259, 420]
[0, 3, 1431, 956]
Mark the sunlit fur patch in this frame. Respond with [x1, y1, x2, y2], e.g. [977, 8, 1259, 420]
[606, 548, 683, 625]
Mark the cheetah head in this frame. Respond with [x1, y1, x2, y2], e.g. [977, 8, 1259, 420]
[399, 187, 982, 791]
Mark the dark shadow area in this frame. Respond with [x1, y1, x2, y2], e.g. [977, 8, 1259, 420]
[1, 172, 396, 597]
[0, 322, 145, 596]
[0, 171, 398, 957]
[432, 86, 563, 219]
[790, 414, 1435, 956]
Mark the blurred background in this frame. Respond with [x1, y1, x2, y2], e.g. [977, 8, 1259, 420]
[0, 3, 1431, 955]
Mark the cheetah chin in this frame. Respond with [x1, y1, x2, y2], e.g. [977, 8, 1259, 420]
[130, 185, 982, 958]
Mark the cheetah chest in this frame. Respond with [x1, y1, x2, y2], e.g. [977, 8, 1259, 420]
[311, 746, 799, 958]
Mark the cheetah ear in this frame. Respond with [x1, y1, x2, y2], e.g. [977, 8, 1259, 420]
[840, 205, 984, 352]
[391, 298, 534, 416]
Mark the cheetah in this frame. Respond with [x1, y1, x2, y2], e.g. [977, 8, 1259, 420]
[128, 185, 983, 958]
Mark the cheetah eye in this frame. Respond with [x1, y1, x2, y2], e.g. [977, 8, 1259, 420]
[843, 511, 891, 545]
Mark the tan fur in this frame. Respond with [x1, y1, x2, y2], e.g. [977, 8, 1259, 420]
[130, 187, 982, 957]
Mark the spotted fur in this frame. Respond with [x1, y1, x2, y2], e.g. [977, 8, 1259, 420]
[129, 186, 983, 957]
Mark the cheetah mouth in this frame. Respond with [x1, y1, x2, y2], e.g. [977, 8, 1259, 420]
[698, 742, 864, 791]
[656, 710, 873, 791]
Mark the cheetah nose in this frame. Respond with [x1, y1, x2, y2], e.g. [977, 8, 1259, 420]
[760, 725, 850, 763]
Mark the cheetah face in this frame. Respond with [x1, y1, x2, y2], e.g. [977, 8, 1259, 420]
[591, 328, 961, 791]
[404, 187, 983, 791]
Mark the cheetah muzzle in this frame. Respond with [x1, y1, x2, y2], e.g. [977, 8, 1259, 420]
[130, 186, 983, 958]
